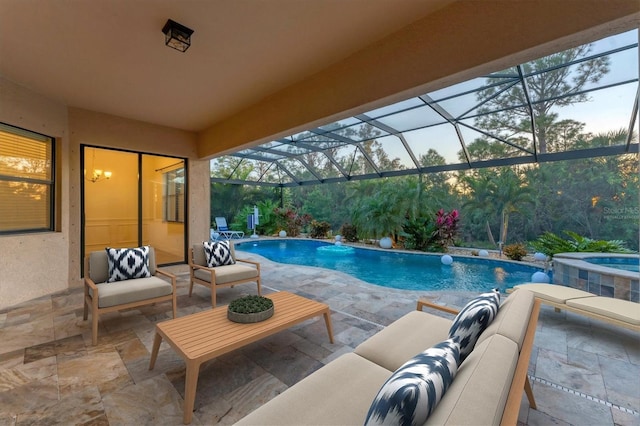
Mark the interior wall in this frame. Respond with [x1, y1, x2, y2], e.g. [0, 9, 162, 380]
[0, 78, 210, 310]
[142, 155, 185, 262]
[84, 149, 139, 253]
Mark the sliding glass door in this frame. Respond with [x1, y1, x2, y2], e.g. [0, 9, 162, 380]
[82, 146, 186, 266]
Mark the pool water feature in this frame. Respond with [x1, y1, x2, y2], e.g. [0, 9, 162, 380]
[235, 239, 545, 293]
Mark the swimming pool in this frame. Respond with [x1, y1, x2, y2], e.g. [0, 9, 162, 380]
[235, 239, 546, 293]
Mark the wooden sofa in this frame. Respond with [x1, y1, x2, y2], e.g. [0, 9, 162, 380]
[236, 289, 540, 426]
[83, 247, 177, 345]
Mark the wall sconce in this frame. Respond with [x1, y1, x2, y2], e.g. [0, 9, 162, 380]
[162, 19, 194, 52]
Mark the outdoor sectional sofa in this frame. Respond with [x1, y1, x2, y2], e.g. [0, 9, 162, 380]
[236, 288, 540, 426]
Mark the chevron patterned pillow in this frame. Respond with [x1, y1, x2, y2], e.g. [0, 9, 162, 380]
[106, 246, 151, 283]
[203, 241, 236, 267]
[365, 338, 460, 426]
[448, 289, 500, 364]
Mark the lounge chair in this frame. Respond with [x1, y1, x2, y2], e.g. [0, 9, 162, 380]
[510, 283, 639, 332]
[214, 216, 244, 239]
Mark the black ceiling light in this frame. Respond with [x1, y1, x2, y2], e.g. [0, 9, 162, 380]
[162, 19, 194, 52]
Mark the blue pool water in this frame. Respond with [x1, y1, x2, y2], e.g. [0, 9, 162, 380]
[585, 256, 640, 272]
[236, 239, 546, 292]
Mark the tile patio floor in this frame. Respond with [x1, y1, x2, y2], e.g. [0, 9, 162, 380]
[1, 251, 638, 425]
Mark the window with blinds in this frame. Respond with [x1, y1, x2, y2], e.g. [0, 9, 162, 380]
[0, 123, 54, 234]
[163, 167, 185, 223]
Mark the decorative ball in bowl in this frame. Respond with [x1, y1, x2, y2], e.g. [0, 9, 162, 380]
[227, 295, 274, 323]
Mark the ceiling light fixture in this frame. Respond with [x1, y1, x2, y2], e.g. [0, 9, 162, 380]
[85, 148, 112, 183]
[162, 19, 194, 52]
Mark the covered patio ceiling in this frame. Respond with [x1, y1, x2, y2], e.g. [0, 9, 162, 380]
[211, 29, 639, 187]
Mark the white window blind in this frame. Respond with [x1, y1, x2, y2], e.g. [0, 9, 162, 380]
[0, 123, 54, 233]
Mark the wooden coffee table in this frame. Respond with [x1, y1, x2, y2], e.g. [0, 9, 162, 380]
[148, 291, 334, 424]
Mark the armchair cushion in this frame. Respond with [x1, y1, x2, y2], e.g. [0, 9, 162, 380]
[203, 241, 235, 267]
[193, 263, 259, 285]
[91, 276, 173, 308]
[106, 246, 151, 282]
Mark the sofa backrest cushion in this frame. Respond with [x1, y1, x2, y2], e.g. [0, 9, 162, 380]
[476, 288, 534, 351]
[448, 290, 500, 363]
[425, 334, 519, 426]
[203, 240, 236, 267]
[89, 246, 156, 284]
[106, 246, 151, 282]
[193, 242, 237, 267]
[365, 338, 460, 426]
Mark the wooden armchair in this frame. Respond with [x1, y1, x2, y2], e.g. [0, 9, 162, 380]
[188, 242, 261, 307]
[83, 246, 177, 345]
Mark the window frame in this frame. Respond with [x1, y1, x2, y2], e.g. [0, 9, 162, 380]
[163, 167, 185, 223]
[0, 122, 55, 235]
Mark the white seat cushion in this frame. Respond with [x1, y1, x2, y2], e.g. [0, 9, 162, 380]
[92, 276, 173, 308]
[513, 283, 594, 304]
[193, 263, 259, 285]
[567, 296, 640, 325]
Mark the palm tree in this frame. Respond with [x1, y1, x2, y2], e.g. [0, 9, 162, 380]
[488, 168, 534, 245]
[461, 172, 498, 245]
[346, 177, 430, 242]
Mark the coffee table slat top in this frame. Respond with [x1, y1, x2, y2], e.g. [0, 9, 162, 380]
[156, 291, 330, 361]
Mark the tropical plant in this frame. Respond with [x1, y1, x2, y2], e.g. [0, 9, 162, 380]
[339, 223, 358, 242]
[530, 230, 634, 257]
[400, 216, 436, 251]
[273, 207, 312, 237]
[431, 209, 460, 251]
[346, 176, 436, 242]
[461, 171, 498, 245]
[230, 200, 279, 235]
[310, 220, 331, 239]
[503, 243, 528, 261]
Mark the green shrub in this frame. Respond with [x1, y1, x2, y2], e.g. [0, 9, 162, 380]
[340, 223, 358, 242]
[400, 217, 436, 251]
[273, 207, 312, 237]
[531, 231, 634, 258]
[503, 243, 527, 261]
[310, 220, 332, 239]
[228, 295, 273, 314]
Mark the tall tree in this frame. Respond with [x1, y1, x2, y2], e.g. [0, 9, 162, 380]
[473, 45, 609, 153]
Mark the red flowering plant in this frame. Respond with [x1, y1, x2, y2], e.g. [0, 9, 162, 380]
[273, 207, 312, 237]
[432, 209, 460, 251]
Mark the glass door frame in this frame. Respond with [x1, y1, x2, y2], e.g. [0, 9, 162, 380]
[80, 145, 188, 274]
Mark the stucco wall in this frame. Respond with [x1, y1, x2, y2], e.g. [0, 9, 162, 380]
[0, 77, 71, 309]
[0, 79, 210, 310]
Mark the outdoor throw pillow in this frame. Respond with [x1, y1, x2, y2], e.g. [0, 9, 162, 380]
[203, 240, 235, 267]
[106, 246, 151, 283]
[364, 338, 460, 426]
[448, 289, 500, 364]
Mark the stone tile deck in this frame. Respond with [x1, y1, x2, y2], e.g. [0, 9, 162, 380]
[1, 252, 638, 425]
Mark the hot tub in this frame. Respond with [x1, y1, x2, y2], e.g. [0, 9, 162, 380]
[552, 253, 639, 302]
